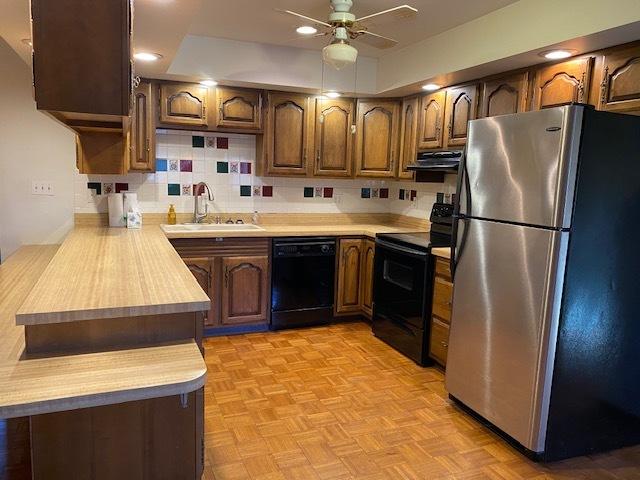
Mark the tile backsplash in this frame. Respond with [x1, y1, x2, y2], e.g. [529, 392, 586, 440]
[75, 130, 457, 219]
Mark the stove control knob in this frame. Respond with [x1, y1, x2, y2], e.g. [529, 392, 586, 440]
[321, 244, 330, 253]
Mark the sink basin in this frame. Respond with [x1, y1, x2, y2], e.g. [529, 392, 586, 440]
[162, 223, 264, 233]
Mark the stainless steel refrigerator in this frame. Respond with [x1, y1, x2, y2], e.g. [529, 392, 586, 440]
[446, 105, 640, 461]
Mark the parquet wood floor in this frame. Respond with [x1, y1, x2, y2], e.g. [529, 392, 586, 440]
[201, 322, 640, 480]
[2, 322, 639, 479]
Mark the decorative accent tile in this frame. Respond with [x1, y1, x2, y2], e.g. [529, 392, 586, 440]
[361, 188, 371, 199]
[168, 183, 180, 196]
[262, 186, 273, 197]
[181, 184, 192, 196]
[323, 187, 333, 198]
[180, 160, 192, 172]
[436, 192, 444, 203]
[192, 135, 205, 148]
[372, 188, 379, 198]
[411, 189, 417, 201]
[315, 187, 322, 198]
[399, 189, 405, 200]
[380, 188, 389, 199]
[230, 162, 239, 173]
[216, 161, 229, 173]
[240, 162, 252, 174]
[240, 185, 252, 197]
[155, 158, 168, 172]
[102, 183, 114, 195]
[303, 187, 314, 198]
[87, 182, 101, 195]
[253, 186, 262, 197]
[206, 136, 216, 148]
[217, 137, 229, 149]
[169, 159, 179, 171]
[115, 182, 128, 193]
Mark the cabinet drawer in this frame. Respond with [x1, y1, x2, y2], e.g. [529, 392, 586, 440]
[432, 276, 453, 322]
[434, 257, 451, 281]
[429, 317, 450, 366]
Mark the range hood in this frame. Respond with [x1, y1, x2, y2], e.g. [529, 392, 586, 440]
[408, 150, 462, 173]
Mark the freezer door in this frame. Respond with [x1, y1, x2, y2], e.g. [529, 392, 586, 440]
[460, 106, 583, 229]
[445, 218, 568, 452]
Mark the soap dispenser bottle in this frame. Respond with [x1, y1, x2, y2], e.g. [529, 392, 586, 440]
[168, 204, 177, 225]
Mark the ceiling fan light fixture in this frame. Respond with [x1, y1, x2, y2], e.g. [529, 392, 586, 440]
[422, 83, 441, 91]
[296, 25, 318, 35]
[322, 41, 357, 70]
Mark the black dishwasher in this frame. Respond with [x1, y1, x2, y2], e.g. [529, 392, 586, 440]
[271, 237, 336, 329]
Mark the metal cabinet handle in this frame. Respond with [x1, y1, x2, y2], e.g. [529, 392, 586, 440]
[600, 66, 610, 104]
[303, 147, 307, 162]
[146, 138, 150, 152]
[224, 266, 229, 287]
[440, 341, 448, 348]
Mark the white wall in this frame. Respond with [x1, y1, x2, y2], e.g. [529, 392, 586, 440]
[0, 38, 76, 261]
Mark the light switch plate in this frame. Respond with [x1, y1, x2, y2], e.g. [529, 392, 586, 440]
[32, 181, 54, 196]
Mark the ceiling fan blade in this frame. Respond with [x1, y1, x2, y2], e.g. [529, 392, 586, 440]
[352, 30, 398, 49]
[275, 8, 331, 28]
[283, 32, 331, 43]
[354, 4, 417, 26]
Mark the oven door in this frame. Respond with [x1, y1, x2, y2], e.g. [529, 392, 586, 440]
[373, 238, 430, 329]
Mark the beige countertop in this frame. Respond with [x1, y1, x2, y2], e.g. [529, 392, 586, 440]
[16, 227, 211, 326]
[0, 245, 206, 419]
[431, 247, 452, 259]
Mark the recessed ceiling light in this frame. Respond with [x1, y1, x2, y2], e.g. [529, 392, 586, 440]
[296, 25, 318, 35]
[325, 91, 341, 98]
[200, 79, 218, 87]
[422, 83, 441, 91]
[133, 52, 163, 62]
[541, 49, 575, 60]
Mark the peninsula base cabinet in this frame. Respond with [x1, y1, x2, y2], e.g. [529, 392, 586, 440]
[335, 238, 375, 318]
[171, 238, 270, 332]
[30, 389, 204, 480]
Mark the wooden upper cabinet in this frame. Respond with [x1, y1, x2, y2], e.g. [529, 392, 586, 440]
[598, 44, 640, 113]
[479, 72, 529, 118]
[159, 83, 208, 127]
[398, 96, 419, 180]
[129, 80, 155, 172]
[359, 239, 375, 317]
[336, 239, 363, 314]
[215, 87, 262, 130]
[417, 90, 446, 150]
[31, 0, 131, 128]
[264, 92, 313, 176]
[531, 57, 594, 110]
[221, 256, 269, 325]
[314, 98, 354, 177]
[184, 258, 214, 327]
[443, 84, 478, 148]
[354, 100, 400, 178]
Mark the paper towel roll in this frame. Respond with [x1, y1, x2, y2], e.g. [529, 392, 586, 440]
[123, 192, 138, 214]
[108, 193, 125, 227]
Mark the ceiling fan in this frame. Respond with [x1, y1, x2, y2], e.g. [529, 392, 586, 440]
[278, 0, 418, 70]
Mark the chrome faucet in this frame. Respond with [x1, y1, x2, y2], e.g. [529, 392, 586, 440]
[193, 182, 214, 223]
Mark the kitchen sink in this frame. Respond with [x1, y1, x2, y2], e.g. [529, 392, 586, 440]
[161, 223, 265, 233]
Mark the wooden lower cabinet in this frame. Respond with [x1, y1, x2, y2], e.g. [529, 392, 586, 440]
[429, 256, 453, 367]
[221, 255, 269, 325]
[30, 389, 204, 480]
[335, 238, 375, 317]
[172, 238, 270, 332]
[360, 239, 375, 317]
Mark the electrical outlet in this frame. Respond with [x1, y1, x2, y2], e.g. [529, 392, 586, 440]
[31, 181, 55, 196]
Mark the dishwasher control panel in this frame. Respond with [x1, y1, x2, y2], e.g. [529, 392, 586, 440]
[273, 238, 336, 257]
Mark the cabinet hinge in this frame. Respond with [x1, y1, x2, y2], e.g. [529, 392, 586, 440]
[180, 393, 188, 408]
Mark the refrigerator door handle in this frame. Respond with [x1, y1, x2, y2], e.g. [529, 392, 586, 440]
[451, 147, 471, 279]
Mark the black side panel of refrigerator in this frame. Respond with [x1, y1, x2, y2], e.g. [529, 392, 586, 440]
[544, 108, 640, 461]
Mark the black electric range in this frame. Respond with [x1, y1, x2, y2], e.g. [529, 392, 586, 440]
[372, 203, 453, 365]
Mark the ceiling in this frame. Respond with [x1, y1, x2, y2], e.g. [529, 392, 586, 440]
[188, 0, 520, 58]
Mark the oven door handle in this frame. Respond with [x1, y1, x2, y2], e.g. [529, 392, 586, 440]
[375, 239, 428, 258]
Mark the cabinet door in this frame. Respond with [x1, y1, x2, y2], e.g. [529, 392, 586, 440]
[216, 87, 262, 130]
[221, 256, 269, 325]
[531, 57, 593, 110]
[129, 80, 155, 172]
[599, 44, 640, 113]
[417, 90, 446, 150]
[443, 84, 478, 148]
[314, 97, 354, 177]
[479, 72, 528, 118]
[159, 83, 208, 126]
[336, 239, 363, 314]
[265, 92, 313, 175]
[359, 239, 375, 317]
[398, 96, 418, 180]
[184, 258, 215, 327]
[354, 100, 400, 178]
